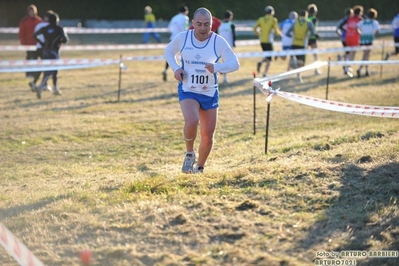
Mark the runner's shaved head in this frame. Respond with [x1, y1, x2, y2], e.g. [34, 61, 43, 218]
[193, 7, 211, 21]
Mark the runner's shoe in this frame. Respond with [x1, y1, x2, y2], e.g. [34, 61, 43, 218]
[256, 62, 261, 73]
[43, 85, 52, 91]
[53, 86, 62, 95]
[297, 75, 303, 84]
[29, 81, 36, 92]
[290, 58, 297, 69]
[182, 153, 195, 173]
[193, 166, 204, 174]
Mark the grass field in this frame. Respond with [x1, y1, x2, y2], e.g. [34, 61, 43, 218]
[1, 35, 399, 266]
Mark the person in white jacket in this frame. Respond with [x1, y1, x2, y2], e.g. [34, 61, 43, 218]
[162, 6, 189, 81]
[164, 7, 240, 173]
[217, 10, 236, 84]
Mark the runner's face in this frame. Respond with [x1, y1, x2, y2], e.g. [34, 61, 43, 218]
[192, 13, 212, 41]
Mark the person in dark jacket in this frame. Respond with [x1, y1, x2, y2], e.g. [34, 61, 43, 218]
[33, 12, 68, 99]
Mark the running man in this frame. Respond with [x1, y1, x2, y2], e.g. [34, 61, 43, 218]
[33, 12, 68, 99]
[337, 5, 364, 77]
[286, 10, 315, 83]
[356, 8, 380, 77]
[162, 5, 189, 82]
[336, 7, 354, 75]
[18, 5, 42, 83]
[385, 11, 399, 60]
[142, 6, 161, 43]
[253, 6, 281, 77]
[307, 3, 321, 75]
[218, 9, 236, 84]
[31, 10, 53, 92]
[164, 7, 240, 173]
[279, 11, 298, 71]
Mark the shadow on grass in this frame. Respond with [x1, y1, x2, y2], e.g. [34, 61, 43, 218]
[295, 162, 399, 265]
[0, 195, 65, 220]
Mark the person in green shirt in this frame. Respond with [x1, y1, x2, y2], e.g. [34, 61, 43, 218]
[307, 3, 321, 75]
[286, 10, 315, 83]
[253, 6, 281, 77]
[143, 6, 161, 43]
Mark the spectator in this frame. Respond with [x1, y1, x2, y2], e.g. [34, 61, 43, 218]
[19, 4, 42, 82]
[253, 6, 281, 77]
[279, 11, 298, 71]
[143, 6, 161, 43]
[385, 11, 399, 60]
[33, 12, 68, 99]
[336, 7, 354, 75]
[218, 10, 236, 84]
[162, 5, 189, 82]
[31, 10, 53, 92]
[338, 5, 364, 77]
[356, 8, 380, 77]
[307, 4, 321, 75]
[286, 10, 315, 83]
[164, 7, 240, 173]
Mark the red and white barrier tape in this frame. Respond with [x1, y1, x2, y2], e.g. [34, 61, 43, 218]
[2, 38, 397, 52]
[0, 222, 44, 266]
[0, 24, 392, 34]
[277, 89, 399, 118]
[253, 63, 399, 118]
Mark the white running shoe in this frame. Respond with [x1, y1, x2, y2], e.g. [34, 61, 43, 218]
[182, 153, 195, 173]
[43, 85, 52, 91]
[53, 86, 62, 95]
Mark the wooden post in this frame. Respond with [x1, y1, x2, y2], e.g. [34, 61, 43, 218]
[117, 54, 122, 102]
[380, 40, 385, 78]
[253, 72, 256, 135]
[265, 81, 272, 154]
[326, 57, 331, 100]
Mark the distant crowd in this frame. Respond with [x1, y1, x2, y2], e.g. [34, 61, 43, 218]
[18, 3, 399, 99]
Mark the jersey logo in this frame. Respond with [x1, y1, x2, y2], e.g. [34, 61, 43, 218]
[195, 54, 201, 60]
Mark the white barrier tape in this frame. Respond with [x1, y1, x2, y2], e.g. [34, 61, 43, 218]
[254, 59, 399, 89]
[1, 39, 396, 52]
[276, 90, 399, 118]
[0, 222, 44, 266]
[254, 61, 328, 85]
[1, 42, 395, 67]
[0, 24, 392, 34]
[0, 58, 119, 66]
[0, 62, 117, 73]
[237, 43, 395, 59]
[330, 60, 399, 66]
[1, 56, 398, 73]
[253, 63, 399, 118]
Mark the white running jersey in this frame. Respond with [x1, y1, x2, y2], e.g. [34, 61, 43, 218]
[279, 18, 295, 47]
[218, 21, 234, 47]
[180, 31, 221, 97]
[168, 13, 189, 41]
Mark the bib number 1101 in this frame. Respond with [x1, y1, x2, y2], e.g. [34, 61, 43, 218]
[191, 75, 209, 84]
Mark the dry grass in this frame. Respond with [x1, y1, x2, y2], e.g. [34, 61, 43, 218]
[1, 36, 399, 266]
